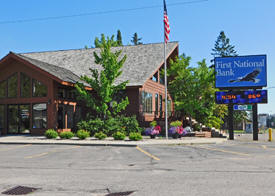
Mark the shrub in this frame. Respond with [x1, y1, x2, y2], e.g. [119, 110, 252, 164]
[170, 120, 182, 127]
[129, 132, 143, 141]
[76, 130, 90, 140]
[45, 129, 58, 139]
[118, 115, 142, 135]
[59, 131, 74, 139]
[150, 121, 157, 127]
[112, 131, 126, 140]
[104, 117, 123, 136]
[94, 131, 107, 140]
[77, 119, 104, 136]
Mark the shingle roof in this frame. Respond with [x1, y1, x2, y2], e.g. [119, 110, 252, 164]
[19, 42, 178, 87]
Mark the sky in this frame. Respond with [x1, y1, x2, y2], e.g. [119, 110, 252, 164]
[0, 0, 274, 114]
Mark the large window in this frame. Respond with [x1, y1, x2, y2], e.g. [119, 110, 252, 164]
[160, 95, 163, 116]
[0, 80, 6, 98]
[32, 103, 47, 128]
[142, 91, 152, 113]
[8, 74, 17, 98]
[33, 79, 47, 97]
[20, 73, 31, 98]
[167, 99, 172, 116]
[155, 93, 158, 115]
[0, 105, 4, 133]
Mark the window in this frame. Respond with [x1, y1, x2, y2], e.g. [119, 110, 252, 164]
[67, 89, 76, 99]
[151, 72, 158, 82]
[142, 91, 152, 113]
[8, 74, 17, 98]
[155, 93, 158, 115]
[20, 73, 31, 98]
[58, 88, 66, 99]
[33, 79, 47, 97]
[0, 80, 6, 98]
[32, 103, 47, 128]
[167, 99, 172, 116]
[160, 95, 163, 116]
[0, 105, 4, 133]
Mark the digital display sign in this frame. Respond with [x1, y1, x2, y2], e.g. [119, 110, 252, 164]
[215, 55, 267, 89]
[215, 90, 268, 104]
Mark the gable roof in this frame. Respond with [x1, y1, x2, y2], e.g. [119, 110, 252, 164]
[18, 42, 178, 87]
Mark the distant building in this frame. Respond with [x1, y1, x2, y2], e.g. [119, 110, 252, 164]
[258, 113, 268, 128]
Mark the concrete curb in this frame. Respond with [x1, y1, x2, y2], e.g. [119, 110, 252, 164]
[0, 137, 227, 147]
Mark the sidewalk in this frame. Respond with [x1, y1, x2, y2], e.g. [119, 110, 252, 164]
[0, 135, 227, 147]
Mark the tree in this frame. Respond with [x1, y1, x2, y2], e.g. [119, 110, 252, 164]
[116, 30, 123, 46]
[94, 34, 119, 48]
[212, 31, 248, 129]
[131, 33, 142, 45]
[167, 54, 224, 128]
[76, 35, 129, 120]
[211, 31, 237, 58]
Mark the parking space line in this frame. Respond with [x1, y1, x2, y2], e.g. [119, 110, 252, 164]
[24, 146, 81, 159]
[0, 144, 32, 152]
[196, 146, 251, 156]
[136, 146, 160, 161]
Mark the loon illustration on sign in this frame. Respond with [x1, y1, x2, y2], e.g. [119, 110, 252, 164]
[215, 55, 267, 89]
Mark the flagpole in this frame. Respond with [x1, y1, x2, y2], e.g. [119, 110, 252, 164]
[164, 40, 168, 139]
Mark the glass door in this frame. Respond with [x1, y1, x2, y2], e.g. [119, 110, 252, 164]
[8, 105, 18, 134]
[19, 105, 30, 133]
[8, 104, 30, 134]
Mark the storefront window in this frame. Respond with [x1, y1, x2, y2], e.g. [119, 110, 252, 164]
[142, 91, 152, 113]
[8, 74, 17, 98]
[155, 93, 158, 115]
[20, 73, 31, 98]
[33, 79, 47, 97]
[0, 80, 6, 98]
[32, 103, 47, 128]
[0, 105, 4, 133]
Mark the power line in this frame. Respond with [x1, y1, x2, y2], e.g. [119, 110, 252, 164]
[0, 0, 208, 25]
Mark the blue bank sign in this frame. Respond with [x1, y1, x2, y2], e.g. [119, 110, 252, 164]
[215, 55, 267, 89]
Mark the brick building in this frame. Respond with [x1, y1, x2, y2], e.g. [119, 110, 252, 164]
[0, 42, 178, 135]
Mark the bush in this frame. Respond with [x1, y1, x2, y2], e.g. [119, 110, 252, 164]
[104, 117, 123, 136]
[77, 119, 104, 136]
[59, 131, 74, 139]
[76, 130, 90, 140]
[129, 132, 143, 141]
[112, 131, 126, 140]
[118, 115, 142, 135]
[170, 120, 182, 127]
[150, 121, 157, 127]
[45, 129, 58, 139]
[94, 131, 107, 140]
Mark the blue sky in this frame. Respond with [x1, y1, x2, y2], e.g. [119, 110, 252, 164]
[0, 0, 274, 114]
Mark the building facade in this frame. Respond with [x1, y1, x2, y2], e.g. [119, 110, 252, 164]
[0, 42, 178, 135]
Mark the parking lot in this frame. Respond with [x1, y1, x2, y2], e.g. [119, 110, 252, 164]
[0, 141, 275, 196]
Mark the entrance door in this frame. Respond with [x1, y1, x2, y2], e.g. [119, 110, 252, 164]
[8, 104, 30, 134]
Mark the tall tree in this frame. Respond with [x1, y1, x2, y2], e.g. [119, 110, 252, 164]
[131, 33, 142, 45]
[116, 30, 123, 46]
[94, 34, 119, 48]
[76, 35, 129, 119]
[211, 31, 237, 58]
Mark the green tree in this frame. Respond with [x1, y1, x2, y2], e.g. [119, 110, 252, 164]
[75, 35, 129, 119]
[131, 33, 142, 45]
[94, 34, 119, 48]
[211, 30, 248, 128]
[116, 30, 123, 46]
[211, 31, 237, 58]
[168, 55, 225, 129]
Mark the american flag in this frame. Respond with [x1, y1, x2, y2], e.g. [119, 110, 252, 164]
[163, 0, 170, 43]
